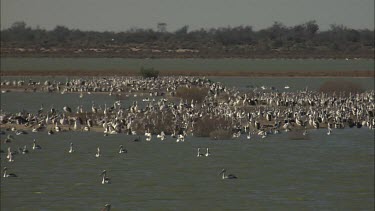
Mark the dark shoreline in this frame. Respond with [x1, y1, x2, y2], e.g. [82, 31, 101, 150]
[1, 69, 374, 77]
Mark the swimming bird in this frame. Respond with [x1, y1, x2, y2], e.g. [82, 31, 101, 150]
[4, 134, 13, 143]
[197, 148, 204, 157]
[219, 169, 237, 179]
[68, 143, 74, 153]
[100, 170, 111, 184]
[95, 147, 101, 157]
[101, 203, 111, 211]
[119, 145, 127, 154]
[3, 167, 17, 177]
[327, 128, 332, 135]
[32, 139, 42, 150]
[205, 148, 210, 157]
[21, 145, 29, 154]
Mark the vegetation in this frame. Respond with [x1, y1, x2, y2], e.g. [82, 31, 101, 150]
[318, 80, 364, 95]
[1, 21, 374, 58]
[175, 87, 208, 103]
[139, 67, 159, 78]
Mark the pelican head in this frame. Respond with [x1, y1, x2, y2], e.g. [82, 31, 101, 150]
[100, 170, 107, 176]
[219, 169, 226, 175]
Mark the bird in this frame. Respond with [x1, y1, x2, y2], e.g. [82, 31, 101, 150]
[101, 203, 111, 211]
[100, 170, 111, 184]
[32, 139, 42, 150]
[95, 147, 101, 157]
[119, 145, 127, 154]
[21, 145, 29, 154]
[68, 143, 75, 153]
[197, 148, 204, 157]
[205, 148, 210, 157]
[219, 169, 237, 179]
[3, 167, 17, 177]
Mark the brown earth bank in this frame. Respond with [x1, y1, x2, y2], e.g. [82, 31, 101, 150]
[1, 69, 374, 77]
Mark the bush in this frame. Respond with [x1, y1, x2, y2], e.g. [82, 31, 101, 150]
[140, 67, 159, 78]
[209, 129, 232, 140]
[176, 87, 208, 103]
[194, 116, 232, 137]
[318, 80, 364, 95]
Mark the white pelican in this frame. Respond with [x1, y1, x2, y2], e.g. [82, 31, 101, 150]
[100, 170, 111, 184]
[8, 151, 14, 162]
[246, 132, 251, 140]
[101, 203, 111, 211]
[205, 148, 210, 157]
[32, 139, 42, 150]
[95, 147, 101, 157]
[327, 128, 332, 135]
[68, 143, 75, 153]
[219, 169, 237, 179]
[3, 167, 17, 177]
[197, 148, 204, 157]
[176, 134, 184, 142]
[119, 145, 127, 154]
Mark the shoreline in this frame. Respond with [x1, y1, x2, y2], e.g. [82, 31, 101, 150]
[1, 70, 374, 78]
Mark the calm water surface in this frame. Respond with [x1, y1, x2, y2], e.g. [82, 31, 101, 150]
[1, 129, 374, 210]
[1, 58, 374, 72]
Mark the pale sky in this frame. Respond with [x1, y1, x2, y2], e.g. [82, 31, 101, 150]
[1, 0, 374, 31]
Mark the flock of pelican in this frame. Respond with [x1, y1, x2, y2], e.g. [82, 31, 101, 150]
[1, 76, 373, 209]
[1, 76, 374, 141]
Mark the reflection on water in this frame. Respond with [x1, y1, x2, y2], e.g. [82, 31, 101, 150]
[1, 129, 374, 210]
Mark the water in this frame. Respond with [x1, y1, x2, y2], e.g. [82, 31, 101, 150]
[1, 129, 374, 210]
[1, 58, 374, 210]
[1, 58, 374, 72]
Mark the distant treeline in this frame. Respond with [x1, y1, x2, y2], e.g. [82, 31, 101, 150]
[1, 21, 374, 58]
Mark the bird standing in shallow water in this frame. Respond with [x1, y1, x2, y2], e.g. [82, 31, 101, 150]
[68, 143, 74, 153]
[100, 170, 111, 184]
[219, 169, 237, 179]
[3, 167, 17, 177]
[101, 203, 111, 211]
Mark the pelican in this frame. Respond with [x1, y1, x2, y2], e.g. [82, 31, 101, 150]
[246, 132, 251, 140]
[205, 148, 210, 157]
[68, 143, 74, 153]
[3, 167, 17, 177]
[22, 145, 29, 154]
[101, 203, 111, 211]
[197, 148, 204, 157]
[32, 139, 42, 150]
[303, 130, 308, 136]
[119, 145, 127, 154]
[219, 169, 237, 179]
[95, 147, 101, 157]
[327, 128, 332, 135]
[4, 134, 13, 143]
[176, 134, 184, 142]
[100, 170, 111, 184]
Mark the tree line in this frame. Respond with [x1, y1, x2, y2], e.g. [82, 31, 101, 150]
[1, 21, 373, 57]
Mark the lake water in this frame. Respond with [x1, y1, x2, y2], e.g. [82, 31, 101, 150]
[1, 58, 374, 72]
[1, 129, 374, 210]
[1, 58, 374, 210]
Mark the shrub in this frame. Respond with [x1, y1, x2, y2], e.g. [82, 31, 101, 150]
[140, 67, 159, 78]
[176, 87, 208, 103]
[194, 116, 232, 137]
[209, 129, 232, 140]
[318, 80, 364, 95]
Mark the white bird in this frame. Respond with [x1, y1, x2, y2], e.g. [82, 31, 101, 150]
[32, 139, 42, 150]
[100, 170, 110, 184]
[205, 148, 210, 157]
[95, 147, 101, 157]
[68, 143, 75, 153]
[3, 167, 17, 177]
[219, 169, 237, 179]
[119, 145, 127, 154]
[197, 148, 204, 157]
